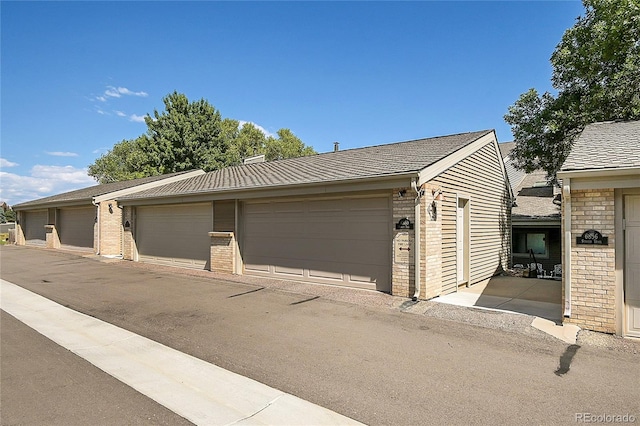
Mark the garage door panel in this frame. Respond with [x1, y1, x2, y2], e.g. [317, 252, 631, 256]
[273, 265, 305, 276]
[243, 197, 391, 291]
[24, 210, 48, 243]
[244, 260, 270, 273]
[59, 207, 95, 249]
[137, 204, 212, 270]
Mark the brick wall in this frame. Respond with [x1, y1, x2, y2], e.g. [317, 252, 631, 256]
[15, 212, 25, 245]
[98, 200, 123, 256]
[45, 224, 60, 248]
[210, 232, 236, 274]
[422, 183, 443, 299]
[391, 186, 443, 299]
[565, 189, 616, 333]
[122, 206, 136, 261]
[392, 188, 415, 297]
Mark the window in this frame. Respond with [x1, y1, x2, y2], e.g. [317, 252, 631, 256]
[513, 231, 547, 256]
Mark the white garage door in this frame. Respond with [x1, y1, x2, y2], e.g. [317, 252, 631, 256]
[243, 196, 391, 291]
[59, 206, 96, 249]
[136, 203, 213, 270]
[23, 210, 48, 245]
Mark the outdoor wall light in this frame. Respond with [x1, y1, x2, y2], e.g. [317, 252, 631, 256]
[398, 189, 407, 198]
[108, 203, 113, 213]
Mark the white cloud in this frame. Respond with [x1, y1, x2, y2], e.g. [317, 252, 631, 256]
[0, 165, 96, 206]
[99, 86, 148, 101]
[0, 158, 19, 168]
[46, 151, 79, 157]
[130, 114, 146, 123]
[238, 120, 275, 138]
[114, 110, 127, 117]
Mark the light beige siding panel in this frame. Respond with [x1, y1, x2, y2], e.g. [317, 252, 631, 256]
[23, 210, 48, 244]
[137, 203, 213, 270]
[432, 143, 511, 294]
[59, 206, 96, 249]
[243, 196, 391, 291]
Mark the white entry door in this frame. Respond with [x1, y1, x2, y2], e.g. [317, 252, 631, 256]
[457, 198, 469, 285]
[625, 195, 640, 337]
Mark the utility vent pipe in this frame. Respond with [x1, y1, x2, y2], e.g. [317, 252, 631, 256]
[334, 142, 340, 152]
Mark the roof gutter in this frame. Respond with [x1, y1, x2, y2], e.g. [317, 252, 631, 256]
[411, 177, 422, 301]
[557, 166, 639, 179]
[562, 178, 572, 318]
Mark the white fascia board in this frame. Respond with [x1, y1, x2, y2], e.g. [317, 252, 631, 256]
[14, 199, 92, 211]
[557, 170, 640, 190]
[557, 166, 640, 180]
[417, 131, 508, 192]
[93, 170, 205, 203]
[117, 173, 415, 207]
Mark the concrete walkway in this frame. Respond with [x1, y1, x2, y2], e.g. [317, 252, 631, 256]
[432, 276, 580, 344]
[0, 279, 362, 426]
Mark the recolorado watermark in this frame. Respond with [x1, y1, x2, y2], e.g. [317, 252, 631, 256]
[576, 413, 637, 423]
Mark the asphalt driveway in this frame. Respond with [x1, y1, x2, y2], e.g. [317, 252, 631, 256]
[2, 246, 639, 425]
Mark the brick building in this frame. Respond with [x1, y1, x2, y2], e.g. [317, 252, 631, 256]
[557, 120, 640, 337]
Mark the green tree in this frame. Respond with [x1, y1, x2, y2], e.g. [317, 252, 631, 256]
[88, 92, 316, 183]
[0, 203, 15, 223]
[505, 0, 640, 181]
[265, 129, 316, 161]
[88, 137, 158, 183]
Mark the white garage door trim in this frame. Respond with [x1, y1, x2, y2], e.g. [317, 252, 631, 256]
[24, 210, 48, 245]
[136, 203, 213, 270]
[242, 195, 391, 292]
[625, 194, 640, 337]
[59, 206, 96, 249]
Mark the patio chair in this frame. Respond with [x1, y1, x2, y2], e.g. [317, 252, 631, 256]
[553, 264, 562, 279]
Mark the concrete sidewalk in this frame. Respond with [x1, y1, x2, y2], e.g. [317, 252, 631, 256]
[431, 276, 580, 344]
[1, 279, 362, 426]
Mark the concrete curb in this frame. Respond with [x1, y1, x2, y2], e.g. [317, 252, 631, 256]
[1, 279, 363, 426]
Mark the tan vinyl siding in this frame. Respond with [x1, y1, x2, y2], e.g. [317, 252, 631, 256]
[432, 142, 511, 294]
[213, 200, 235, 232]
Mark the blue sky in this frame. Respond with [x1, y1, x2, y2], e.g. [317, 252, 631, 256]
[1, 1, 585, 206]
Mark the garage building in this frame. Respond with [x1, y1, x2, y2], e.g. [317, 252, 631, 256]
[558, 120, 640, 337]
[119, 130, 512, 299]
[13, 171, 204, 255]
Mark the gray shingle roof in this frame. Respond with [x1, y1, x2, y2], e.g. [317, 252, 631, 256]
[561, 120, 640, 172]
[13, 171, 196, 209]
[120, 130, 493, 201]
[512, 170, 561, 221]
[499, 142, 516, 158]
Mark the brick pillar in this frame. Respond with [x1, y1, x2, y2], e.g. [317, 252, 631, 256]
[422, 184, 443, 299]
[15, 211, 25, 245]
[209, 232, 236, 274]
[45, 225, 60, 248]
[98, 200, 123, 256]
[566, 189, 616, 333]
[122, 206, 136, 261]
[392, 188, 416, 297]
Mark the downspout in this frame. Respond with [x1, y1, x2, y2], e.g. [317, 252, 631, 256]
[411, 178, 422, 301]
[562, 178, 572, 318]
[92, 198, 100, 255]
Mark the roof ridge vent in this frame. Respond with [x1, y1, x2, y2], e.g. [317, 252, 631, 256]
[244, 154, 266, 164]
